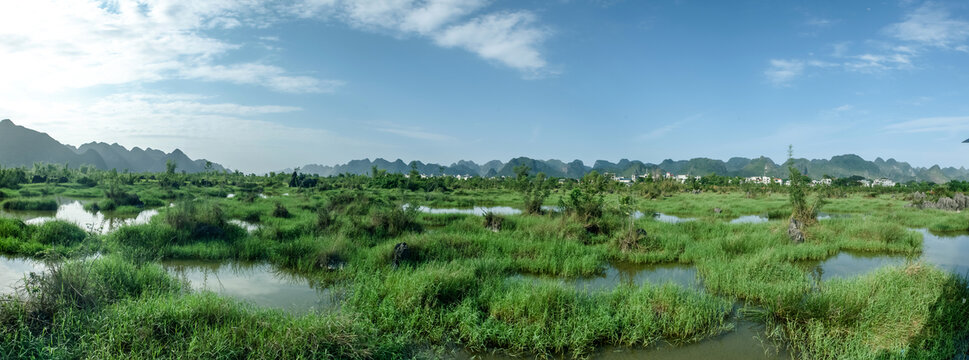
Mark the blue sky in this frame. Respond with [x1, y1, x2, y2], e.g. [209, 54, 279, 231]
[1, 0, 968, 173]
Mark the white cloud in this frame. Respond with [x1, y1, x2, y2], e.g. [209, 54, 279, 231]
[833, 104, 854, 112]
[376, 127, 456, 142]
[886, 2, 969, 48]
[765, 3, 969, 86]
[435, 11, 549, 72]
[765, 59, 806, 86]
[639, 114, 701, 140]
[180, 64, 344, 93]
[884, 116, 969, 133]
[0, 0, 336, 94]
[295, 0, 552, 75]
[338, 0, 487, 35]
[844, 52, 914, 73]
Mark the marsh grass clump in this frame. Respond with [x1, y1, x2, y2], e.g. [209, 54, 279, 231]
[162, 201, 243, 243]
[0, 256, 185, 358]
[0, 217, 29, 239]
[369, 204, 422, 238]
[615, 227, 644, 252]
[786, 148, 826, 243]
[272, 201, 291, 218]
[0, 218, 49, 256]
[1, 198, 58, 211]
[87, 293, 404, 359]
[513, 165, 551, 215]
[315, 206, 334, 232]
[31, 220, 87, 247]
[763, 265, 969, 359]
[483, 211, 503, 232]
[4, 257, 394, 359]
[104, 181, 143, 207]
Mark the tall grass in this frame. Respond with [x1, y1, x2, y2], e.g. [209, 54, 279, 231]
[1, 198, 58, 211]
[763, 264, 969, 359]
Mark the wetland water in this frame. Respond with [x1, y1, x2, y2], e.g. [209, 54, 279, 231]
[807, 229, 969, 280]
[0, 256, 336, 314]
[161, 260, 340, 314]
[409, 205, 562, 216]
[0, 197, 157, 234]
[0, 255, 43, 295]
[2, 202, 963, 356]
[512, 262, 700, 291]
[454, 317, 787, 360]
[649, 212, 696, 223]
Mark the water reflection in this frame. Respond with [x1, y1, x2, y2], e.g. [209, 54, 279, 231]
[0, 255, 43, 295]
[453, 318, 786, 360]
[0, 198, 157, 234]
[409, 205, 563, 216]
[161, 260, 340, 314]
[228, 219, 260, 233]
[513, 262, 700, 291]
[650, 213, 697, 224]
[729, 215, 769, 224]
[807, 229, 969, 280]
[411, 205, 522, 216]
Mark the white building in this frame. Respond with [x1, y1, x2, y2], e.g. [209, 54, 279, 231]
[745, 176, 772, 185]
[872, 178, 895, 187]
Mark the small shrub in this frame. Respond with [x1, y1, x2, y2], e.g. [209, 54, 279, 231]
[0, 217, 29, 239]
[272, 202, 290, 218]
[316, 206, 333, 232]
[483, 211, 503, 232]
[370, 205, 422, 238]
[31, 220, 86, 246]
[163, 201, 241, 243]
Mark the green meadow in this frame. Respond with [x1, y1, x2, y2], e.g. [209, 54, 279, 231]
[1, 167, 968, 359]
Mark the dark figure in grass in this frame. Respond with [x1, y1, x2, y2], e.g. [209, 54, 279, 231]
[392, 242, 408, 269]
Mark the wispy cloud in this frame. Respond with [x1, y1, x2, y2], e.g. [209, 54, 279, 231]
[294, 0, 553, 76]
[884, 116, 969, 133]
[640, 114, 701, 140]
[765, 2, 968, 86]
[765, 59, 806, 86]
[180, 64, 344, 93]
[833, 104, 854, 113]
[0, 0, 337, 94]
[764, 59, 835, 86]
[376, 126, 456, 142]
[886, 2, 969, 49]
[434, 11, 550, 74]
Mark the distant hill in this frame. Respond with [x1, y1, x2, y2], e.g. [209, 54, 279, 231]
[290, 155, 969, 183]
[0, 119, 224, 173]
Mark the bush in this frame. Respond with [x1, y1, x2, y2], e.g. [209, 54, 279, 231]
[316, 206, 333, 232]
[31, 220, 86, 246]
[76, 177, 98, 187]
[0, 217, 29, 239]
[370, 205, 422, 238]
[141, 197, 165, 208]
[272, 202, 290, 218]
[104, 182, 142, 207]
[163, 201, 243, 243]
[483, 211, 503, 232]
[109, 223, 178, 255]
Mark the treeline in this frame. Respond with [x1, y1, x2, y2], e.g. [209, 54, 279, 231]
[3, 161, 967, 208]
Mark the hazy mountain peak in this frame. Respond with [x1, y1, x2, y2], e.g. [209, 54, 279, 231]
[288, 154, 969, 183]
[0, 120, 224, 173]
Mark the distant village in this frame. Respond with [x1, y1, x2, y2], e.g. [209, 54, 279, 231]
[404, 172, 899, 187]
